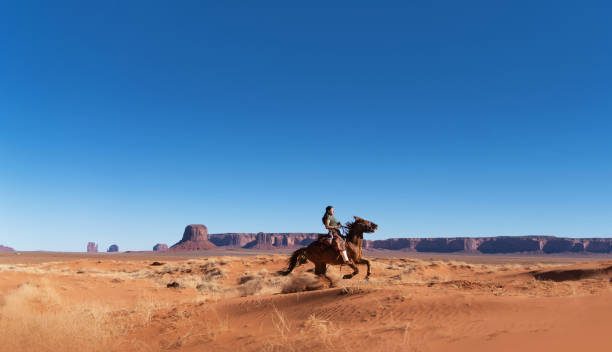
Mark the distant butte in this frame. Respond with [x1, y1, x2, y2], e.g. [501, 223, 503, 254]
[169, 224, 217, 251]
[87, 242, 98, 253]
[153, 243, 168, 251]
[107, 244, 119, 252]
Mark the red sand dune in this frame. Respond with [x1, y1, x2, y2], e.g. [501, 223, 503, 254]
[0, 251, 610, 351]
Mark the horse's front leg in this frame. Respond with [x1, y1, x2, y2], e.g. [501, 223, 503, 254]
[342, 262, 359, 279]
[357, 258, 371, 279]
[351, 258, 371, 279]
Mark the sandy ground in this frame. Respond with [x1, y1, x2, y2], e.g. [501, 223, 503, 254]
[0, 251, 610, 352]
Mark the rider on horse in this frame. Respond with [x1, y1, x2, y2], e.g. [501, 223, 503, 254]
[321, 205, 352, 264]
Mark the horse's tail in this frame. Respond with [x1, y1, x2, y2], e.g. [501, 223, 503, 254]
[279, 247, 308, 276]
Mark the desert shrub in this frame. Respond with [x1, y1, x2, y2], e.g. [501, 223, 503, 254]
[302, 314, 340, 346]
[201, 262, 227, 279]
[237, 269, 289, 297]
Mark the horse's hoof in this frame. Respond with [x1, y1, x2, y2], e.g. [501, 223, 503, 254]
[342, 274, 353, 280]
[365, 276, 370, 281]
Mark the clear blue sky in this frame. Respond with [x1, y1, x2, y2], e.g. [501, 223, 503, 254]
[1, 1, 611, 251]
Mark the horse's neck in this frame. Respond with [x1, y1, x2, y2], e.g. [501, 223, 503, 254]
[347, 230, 363, 247]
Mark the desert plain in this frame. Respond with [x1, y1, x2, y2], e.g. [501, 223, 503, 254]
[0, 250, 610, 352]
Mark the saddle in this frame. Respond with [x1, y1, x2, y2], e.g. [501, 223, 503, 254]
[317, 231, 346, 251]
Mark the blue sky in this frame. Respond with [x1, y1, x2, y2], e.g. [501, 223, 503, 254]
[1, 1, 611, 251]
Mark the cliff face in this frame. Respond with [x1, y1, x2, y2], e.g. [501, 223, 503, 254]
[205, 234, 612, 254]
[363, 238, 481, 252]
[365, 236, 612, 254]
[209, 233, 321, 249]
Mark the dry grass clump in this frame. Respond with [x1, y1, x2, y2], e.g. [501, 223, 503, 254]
[156, 306, 230, 349]
[200, 261, 228, 279]
[0, 279, 173, 352]
[216, 256, 237, 265]
[237, 269, 290, 297]
[237, 270, 266, 296]
[397, 263, 419, 274]
[0, 281, 119, 352]
[0, 262, 160, 283]
[195, 262, 232, 295]
[380, 259, 422, 274]
[338, 285, 375, 296]
[171, 263, 234, 297]
[302, 313, 341, 346]
[262, 307, 294, 352]
[263, 309, 342, 352]
[157, 261, 230, 292]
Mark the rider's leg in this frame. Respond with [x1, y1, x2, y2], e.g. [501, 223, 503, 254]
[334, 238, 351, 264]
[341, 249, 349, 262]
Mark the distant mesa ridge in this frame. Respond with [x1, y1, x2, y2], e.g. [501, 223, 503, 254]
[209, 232, 320, 249]
[164, 224, 612, 254]
[205, 233, 612, 254]
[363, 236, 612, 254]
[0, 245, 14, 252]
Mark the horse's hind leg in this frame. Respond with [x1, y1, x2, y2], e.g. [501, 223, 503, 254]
[342, 263, 359, 280]
[315, 263, 333, 287]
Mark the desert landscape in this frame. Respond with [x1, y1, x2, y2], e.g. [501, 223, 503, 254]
[1, 248, 610, 352]
[3, 2, 611, 351]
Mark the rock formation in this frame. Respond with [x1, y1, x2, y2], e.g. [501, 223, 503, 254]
[153, 243, 169, 251]
[208, 233, 320, 249]
[170, 224, 217, 251]
[169, 225, 612, 255]
[585, 240, 612, 253]
[0, 245, 14, 252]
[364, 236, 612, 254]
[87, 242, 98, 253]
[107, 244, 119, 252]
[208, 233, 611, 254]
[476, 237, 541, 254]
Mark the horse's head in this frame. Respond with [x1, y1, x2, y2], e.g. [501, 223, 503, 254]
[347, 216, 379, 235]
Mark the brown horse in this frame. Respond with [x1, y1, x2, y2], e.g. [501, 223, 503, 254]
[280, 216, 378, 285]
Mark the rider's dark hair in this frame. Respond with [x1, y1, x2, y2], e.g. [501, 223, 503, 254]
[322, 206, 334, 226]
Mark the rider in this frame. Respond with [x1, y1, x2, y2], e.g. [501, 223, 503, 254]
[322, 205, 351, 264]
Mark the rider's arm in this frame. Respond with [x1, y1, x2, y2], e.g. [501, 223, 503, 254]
[324, 219, 341, 230]
[324, 219, 332, 230]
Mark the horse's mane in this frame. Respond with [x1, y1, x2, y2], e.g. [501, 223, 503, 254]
[344, 219, 362, 243]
